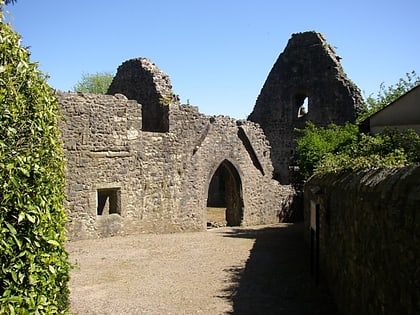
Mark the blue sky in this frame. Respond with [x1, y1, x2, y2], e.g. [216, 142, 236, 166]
[5, 0, 420, 119]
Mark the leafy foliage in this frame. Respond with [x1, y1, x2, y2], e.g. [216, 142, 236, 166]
[0, 7, 71, 314]
[73, 71, 113, 94]
[297, 72, 420, 178]
[296, 122, 420, 177]
[296, 122, 359, 178]
[317, 129, 420, 174]
[358, 71, 420, 122]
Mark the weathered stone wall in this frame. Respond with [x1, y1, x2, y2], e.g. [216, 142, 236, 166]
[59, 91, 291, 240]
[107, 58, 179, 132]
[59, 92, 143, 239]
[249, 31, 364, 184]
[304, 166, 420, 315]
[59, 31, 369, 239]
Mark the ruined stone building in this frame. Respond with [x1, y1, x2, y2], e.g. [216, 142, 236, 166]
[59, 31, 363, 240]
[59, 62, 289, 239]
[248, 31, 363, 184]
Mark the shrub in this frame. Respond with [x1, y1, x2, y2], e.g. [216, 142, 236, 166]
[297, 121, 420, 177]
[0, 6, 71, 314]
[315, 129, 420, 174]
[296, 122, 359, 177]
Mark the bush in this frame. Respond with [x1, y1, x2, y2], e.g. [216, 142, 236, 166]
[0, 7, 71, 314]
[296, 122, 359, 177]
[296, 122, 420, 177]
[316, 129, 420, 174]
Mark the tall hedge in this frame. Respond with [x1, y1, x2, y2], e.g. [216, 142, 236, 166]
[0, 5, 71, 314]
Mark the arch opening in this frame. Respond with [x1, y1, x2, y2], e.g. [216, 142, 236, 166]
[206, 160, 243, 228]
[296, 95, 309, 118]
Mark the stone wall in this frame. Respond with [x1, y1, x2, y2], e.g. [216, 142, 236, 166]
[248, 31, 364, 184]
[59, 91, 292, 240]
[304, 166, 420, 315]
[59, 31, 370, 239]
[107, 58, 179, 132]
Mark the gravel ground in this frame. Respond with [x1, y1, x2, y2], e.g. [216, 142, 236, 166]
[67, 223, 338, 315]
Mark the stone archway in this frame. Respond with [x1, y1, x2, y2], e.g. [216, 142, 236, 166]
[207, 160, 243, 227]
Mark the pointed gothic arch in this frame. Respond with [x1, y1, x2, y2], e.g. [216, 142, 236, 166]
[206, 160, 244, 227]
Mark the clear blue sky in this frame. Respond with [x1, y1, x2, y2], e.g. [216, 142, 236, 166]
[5, 0, 420, 119]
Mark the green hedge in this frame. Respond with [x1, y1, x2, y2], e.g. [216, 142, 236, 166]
[0, 7, 71, 314]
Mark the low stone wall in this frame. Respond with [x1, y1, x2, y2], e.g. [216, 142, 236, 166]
[304, 166, 420, 315]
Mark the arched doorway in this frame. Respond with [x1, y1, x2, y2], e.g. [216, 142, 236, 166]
[207, 160, 243, 228]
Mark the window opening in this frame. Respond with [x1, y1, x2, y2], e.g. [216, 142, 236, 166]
[297, 96, 309, 118]
[97, 188, 121, 215]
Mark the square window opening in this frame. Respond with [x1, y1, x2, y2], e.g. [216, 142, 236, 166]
[97, 188, 121, 216]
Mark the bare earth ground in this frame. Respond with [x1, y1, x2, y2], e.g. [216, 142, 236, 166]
[67, 223, 338, 315]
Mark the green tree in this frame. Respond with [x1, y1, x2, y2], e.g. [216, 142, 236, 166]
[358, 71, 420, 122]
[73, 71, 113, 94]
[0, 3, 71, 313]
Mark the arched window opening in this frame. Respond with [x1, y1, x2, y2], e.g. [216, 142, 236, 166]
[206, 160, 243, 228]
[295, 94, 309, 118]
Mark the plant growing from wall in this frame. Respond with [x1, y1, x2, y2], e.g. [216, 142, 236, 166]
[159, 94, 177, 106]
[0, 2, 71, 313]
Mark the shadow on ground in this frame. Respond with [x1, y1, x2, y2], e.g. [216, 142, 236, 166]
[219, 224, 339, 315]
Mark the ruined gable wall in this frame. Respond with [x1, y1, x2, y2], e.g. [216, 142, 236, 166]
[248, 31, 364, 184]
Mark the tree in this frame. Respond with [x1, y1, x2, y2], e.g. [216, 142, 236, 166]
[73, 71, 113, 94]
[0, 4, 71, 313]
[358, 71, 420, 122]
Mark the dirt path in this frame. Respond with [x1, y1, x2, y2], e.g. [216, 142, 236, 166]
[67, 223, 338, 314]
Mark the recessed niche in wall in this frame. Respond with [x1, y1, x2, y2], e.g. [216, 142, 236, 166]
[97, 188, 121, 215]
